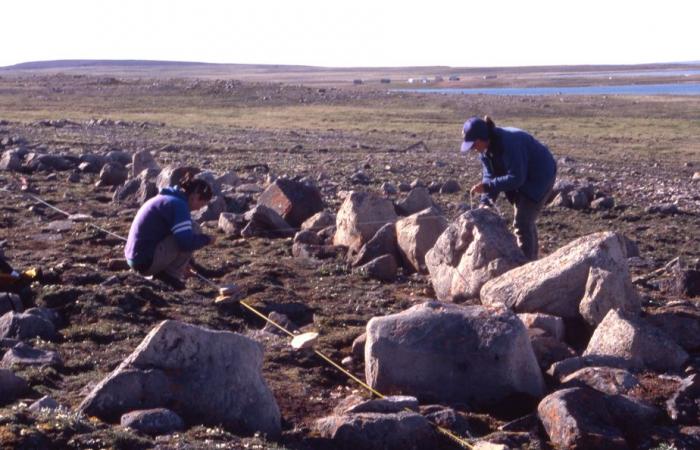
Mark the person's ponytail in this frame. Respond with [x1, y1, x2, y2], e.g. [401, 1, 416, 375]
[483, 115, 497, 139]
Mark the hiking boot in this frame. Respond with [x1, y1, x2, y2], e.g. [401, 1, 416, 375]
[152, 271, 186, 291]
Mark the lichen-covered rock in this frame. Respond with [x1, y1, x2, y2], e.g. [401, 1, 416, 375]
[426, 209, 526, 302]
[79, 320, 281, 437]
[481, 232, 637, 319]
[396, 206, 447, 274]
[365, 302, 544, 407]
[583, 309, 688, 372]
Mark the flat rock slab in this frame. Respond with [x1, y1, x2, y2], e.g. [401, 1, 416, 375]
[561, 367, 640, 396]
[121, 408, 184, 436]
[316, 411, 436, 450]
[1, 342, 63, 369]
[365, 302, 544, 408]
[79, 320, 281, 437]
[481, 231, 639, 319]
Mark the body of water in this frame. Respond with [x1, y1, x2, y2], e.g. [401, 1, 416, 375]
[393, 83, 700, 96]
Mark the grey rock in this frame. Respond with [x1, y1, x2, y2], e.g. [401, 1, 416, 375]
[426, 209, 526, 302]
[192, 195, 227, 222]
[241, 204, 294, 239]
[579, 266, 641, 326]
[194, 170, 222, 197]
[538, 388, 624, 449]
[225, 192, 252, 214]
[1, 342, 62, 368]
[105, 150, 131, 166]
[79, 320, 281, 437]
[112, 178, 141, 203]
[98, 162, 128, 186]
[591, 196, 615, 210]
[584, 309, 688, 372]
[396, 206, 447, 274]
[0, 368, 28, 405]
[355, 254, 397, 282]
[301, 211, 336, 232]
[131, 150, 160, 178]
[439, 179, 461, 194]
[645, 303, 700, 351]
[517, 313, 565, 341]
[365, 302, 544, 407]
[353, 223, 399, 267]
[351, 333, 366, 360]
[316, 410, 435, 450]
[28, 395, 60, 412]
[395, 187, 435, 216]
[350, 170, 370, 185]
[547, 355, 631, 380]
[37, 154, 73, 171]
[0, 311, 57, 341]
[646, 203, 679, 215]
[561, 367, 639, 396]
[481, 232, 637, 319]
[340, 395, 419, 414]
[121, 408, 184, 436]
[333, 191, 397, 254]
[218, 212, 245, 237]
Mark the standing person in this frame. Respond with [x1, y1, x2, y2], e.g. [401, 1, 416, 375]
[125, 174, 216, 290]
[461, 116, 557, 260]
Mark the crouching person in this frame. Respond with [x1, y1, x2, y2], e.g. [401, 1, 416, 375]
[125, 174, 216, 290]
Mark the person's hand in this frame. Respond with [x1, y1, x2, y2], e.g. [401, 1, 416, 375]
[470, 183, 487, 194]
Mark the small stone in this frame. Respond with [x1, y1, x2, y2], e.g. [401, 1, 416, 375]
[121, 408, 184, 436]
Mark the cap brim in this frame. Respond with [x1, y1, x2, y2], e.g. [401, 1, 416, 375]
[460, 141, 474, 153]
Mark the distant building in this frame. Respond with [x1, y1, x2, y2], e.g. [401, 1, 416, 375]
[380, 78, 391, 84]
[434, 75, 444, 82]
[353, 79, 363, 85]
[407, 78, 416, 83]
[448, 75, 461, 81]
[483, 74, 497, 80]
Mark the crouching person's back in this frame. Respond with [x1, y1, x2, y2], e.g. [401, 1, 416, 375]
[125, 174, 216, 290]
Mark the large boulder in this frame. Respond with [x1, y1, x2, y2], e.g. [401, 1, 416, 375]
[1, 342, 62, 369]
[78, 320, 281, 437]
[425, 209, 526, 302]
[395, 187, 435, 216]
[131, 150, 160, 177]
[396, 207, 448, 274]
[365, 302, 544, 408]
[334, 191, 397, 254]
[258, 179, 324, 228]
[355, 254, 398, 282]
[481, 232, 638, 319]
[583, 309, 688, 372]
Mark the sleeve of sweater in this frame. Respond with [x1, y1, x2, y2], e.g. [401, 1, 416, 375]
[483, 143, 527, 195]
[169, 200, 212, 252]
[479, 156, 499, 204]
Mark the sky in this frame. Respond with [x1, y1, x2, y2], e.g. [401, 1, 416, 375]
[1, 0, 698, 68]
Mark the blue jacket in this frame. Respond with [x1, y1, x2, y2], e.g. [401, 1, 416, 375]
[480, 127, 557, 204]
[125, 187, 211, 267]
